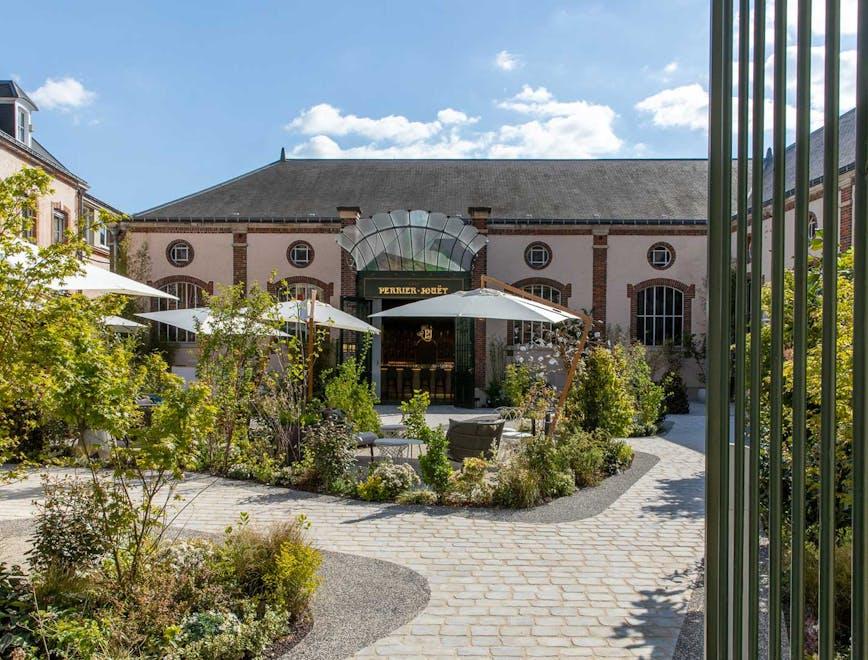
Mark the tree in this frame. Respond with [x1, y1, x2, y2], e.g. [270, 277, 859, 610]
[0, 167, 89, 467]
[567, 346, 635, 438]
[195, 283, 283, 470]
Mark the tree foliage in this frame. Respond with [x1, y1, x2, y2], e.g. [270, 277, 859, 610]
[0, 167, 88, 465]
[566, 346, 635, 438]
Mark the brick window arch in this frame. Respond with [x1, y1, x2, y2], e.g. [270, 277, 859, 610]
[268, 276, 334, 303]
[627, 278, 695, 346]
[148, 276, 214, 343]
[509, 278, 572, 346]
[808, 211, 820, 240]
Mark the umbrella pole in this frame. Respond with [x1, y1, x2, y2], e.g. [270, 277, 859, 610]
[481, 275, 592, 437]
[306, 290, 317, 402]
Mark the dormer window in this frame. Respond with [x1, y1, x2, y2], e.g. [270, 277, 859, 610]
[16, 106, 29, 145]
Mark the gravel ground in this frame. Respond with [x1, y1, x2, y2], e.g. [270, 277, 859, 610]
[288, 551, 430, 660]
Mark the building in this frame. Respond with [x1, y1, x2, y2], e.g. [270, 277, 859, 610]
[126, 154, 710, 405]
[0, 80, 116, 267]
[739, 107, 857, 274]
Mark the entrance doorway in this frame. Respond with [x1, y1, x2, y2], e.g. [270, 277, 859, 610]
[380, 307, 455, 403]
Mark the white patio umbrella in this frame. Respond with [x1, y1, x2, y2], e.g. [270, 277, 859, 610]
[276, 299, 380, 334]
[370, 287, 579, 323]
[136, 307, 286, 336]
[52, 262, 177, 300]
[4, 238, 176, 300]
[136, 300, 379, 336]
[103, 315, 146, 333]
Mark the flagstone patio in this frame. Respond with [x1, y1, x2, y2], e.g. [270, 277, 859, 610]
[0, 408, 706, 658]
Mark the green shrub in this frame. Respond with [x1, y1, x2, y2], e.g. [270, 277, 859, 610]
[264, 538, 322, 617]
[557, 428, 634, 488]
[297, 419, 358, 493]
[607, 440, 635, 473]
[569, 446, 606, 487]
[492, 434, 574, 508]
[357, 461, 420, 502]
[445, 457, 494, 506]
[501, 363, 535, 407]
[418, 426, 453, 496]
[569, 347, 635, 437]
[399, 390, 430, 439]
[167, 603, 288, 660]
[0, 563, 37, 657]
[520, 433, 573, 499]
[493, 464, 541, 508]
[35, 610, 110, 659]
[619, 343, 665, 435]
[661, 369, 690, 414]
[395, 488, 439, 505]
[216, 517, 321, 621]
[322, 353, 380, 434]
[28, 476, 108, 574]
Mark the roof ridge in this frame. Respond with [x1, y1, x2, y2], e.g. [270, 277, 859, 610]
[134, 158, 283, 216]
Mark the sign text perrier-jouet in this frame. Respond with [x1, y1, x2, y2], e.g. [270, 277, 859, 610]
[361, 275, 468, 299]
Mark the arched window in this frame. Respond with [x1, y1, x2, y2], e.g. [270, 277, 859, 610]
[808, 212, 820, 240]
[514, 283, 562, 345]
[636, 285, 684, 346]
[275, 281, 324, 302]
[155, 280, 207, 343]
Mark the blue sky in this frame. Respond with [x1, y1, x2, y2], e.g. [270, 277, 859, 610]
[3, 0, 857, 212]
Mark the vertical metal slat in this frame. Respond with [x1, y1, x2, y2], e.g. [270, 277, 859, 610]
[706, 0, 733, 654]
[818, 0, 840, 656]
[770, 0, 788, 655]
[749, 2, 767, 656]
[852, 0, 868, 653]
[733, 0, 751, 653]
[791, 0, 812, 655]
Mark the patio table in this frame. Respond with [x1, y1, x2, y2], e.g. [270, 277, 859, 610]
[372, 438, 425, 459]
[380, 423, 407, 438]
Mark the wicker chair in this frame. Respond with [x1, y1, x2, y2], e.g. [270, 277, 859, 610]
[445, 418, 505, 462]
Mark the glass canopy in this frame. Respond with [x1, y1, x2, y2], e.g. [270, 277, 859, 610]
[336, 210, 488, 272]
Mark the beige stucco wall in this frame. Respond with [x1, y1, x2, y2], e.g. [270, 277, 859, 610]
[737, 174, 857, 283]
[246, 230, 341, 305]
[606, 232, 708, 338]
[0, 144, 112, 269]
[486, 233, 594, 310]
[127, 229, 235, 290]
[0, 146, 79, 247]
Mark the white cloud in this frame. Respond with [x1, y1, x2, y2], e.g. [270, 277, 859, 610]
[663, 61, 679, 75]
[29, 77, 96, 111]
[287, 103, 442, 144]
[635, 83, 709, 131]
[285, 86, 623, 158]
[494, 50, 521, 71]
[437, 108, 478, 125]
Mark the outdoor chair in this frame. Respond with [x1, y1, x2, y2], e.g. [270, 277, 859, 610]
[446, 418, 505, 462]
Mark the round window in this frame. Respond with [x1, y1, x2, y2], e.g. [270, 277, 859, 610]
[647, 242, 675, 270]
[524, 242, 552, 269]
[287, 240, 314, 268]
[166, 239, 194, 267]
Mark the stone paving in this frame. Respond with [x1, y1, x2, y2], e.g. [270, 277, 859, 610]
[0, 414, 705, 658]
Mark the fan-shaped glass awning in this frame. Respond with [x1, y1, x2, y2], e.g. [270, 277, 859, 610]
[336, 210, 488, 272]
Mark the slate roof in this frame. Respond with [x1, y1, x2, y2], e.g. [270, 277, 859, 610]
[0, 129, 85, 184]
[133, 158, 712, 224]
[759, 107, 857, 205]
[0, 80, 37, 108]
